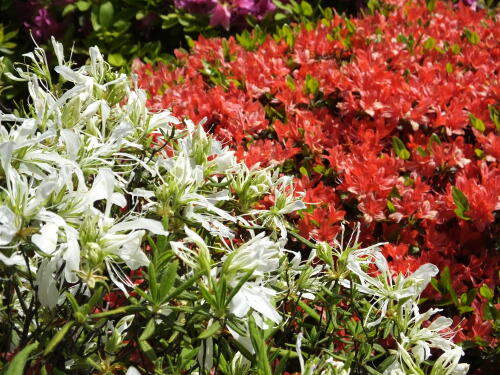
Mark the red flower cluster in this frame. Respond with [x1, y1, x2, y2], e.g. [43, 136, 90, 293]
[135, 1, 499, 345]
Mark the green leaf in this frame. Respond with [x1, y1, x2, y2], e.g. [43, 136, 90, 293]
[463, 28, 480, 45]
[488, 105, 500, 132]
[5, 342, 38, 375]
[298, 300, 321, 322]
[426, 0, 436, 12]
[139, 340, 157, 361]
[62, 4, 76, 16]
[480, 285, 494, 300]
[159, 260, 178, 302]
[75, 1, 90, 11]
[445, 62, 454, 74]
[198, 320, 222, 339]
[450, 43, 461, 54]
[90, 305, 144, 318]
[99, 1, 114, 29]
[387, 200, 396, 213]
[160, 13, 179, 29]
[440, 266, 458, 305]
[43, 321, 74, 356]
[248, 315, 273, 375]
[423, 37, 436, 50]
[458, 306, 474, 314]
[148, 262, 159, 302]
[452, 186, 470, 220]
[474, 148, 485, 159]
[305, 74, 319, 96]
[391, 136, 410, 160]
[285, 75, 296, 90]
[108, 53, 125, 67]
[300, 1, 313, 17]
[469, 113, 485, 132]
[140, 319, 156, 341]
[164, 270, 203, 301]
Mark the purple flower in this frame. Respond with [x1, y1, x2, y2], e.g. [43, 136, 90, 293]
[24, 7, 64, 41]
[210, 2, 231, 29]
[174, 0, 218, 15]
[175, 0, 280, 29]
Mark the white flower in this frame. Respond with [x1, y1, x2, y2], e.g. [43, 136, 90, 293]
[230, 283, 282, 324]
[341, 244, 438, 328]
[430, 347, 468, 375]
[222, 232, 281, 278]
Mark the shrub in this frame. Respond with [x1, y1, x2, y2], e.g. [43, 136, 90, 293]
[135, 0, 500, 362]
[0, 40, 471, 375]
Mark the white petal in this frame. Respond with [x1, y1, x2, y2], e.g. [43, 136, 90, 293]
[106, 231, 149, 270]
[0, 206, 19, 245]
[0, 252, 24, 266]
[111, 218, 168, 236]
[32, 223, 59, 254]
[36, 260, 60, 308]
[125, 367, 141, 375]
[229, 289, 250, 318]
[245, 286, 282, 324]
[428, 316, 453, 332]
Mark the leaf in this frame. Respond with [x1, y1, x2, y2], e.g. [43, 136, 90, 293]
[445, 62, 454, 74]
[90, 305, 144, 318]
[305, 74, 319, 96]
[108, 53, 125, 67]
[140, 319, 156, 341]
[5, 342, 38, 375]
[469, 113, 485, 132]
[488, 105, 500, 132]
[423, 37, 436, 50]
[440, 266, 458, 305]
[285, 75, 296, 90]
[198, 320, 221, 339]
[391, 136, 410, 160]
[463, 28, 480, 45]
[452, 186, 470, 220]
[426, 0, 436, 12]
[248, 315, 273, 375]
[99, 1, 114, 29]
[75, 1, 90, 11]
[160, 13, 178, 29]
[450, 43, 461, 54]
[158, 260, 178, 302]
[139, 340, 157, 361]
[163, 270, 203, 302]
[298, 300, 321, 322]
[300, 1, 313, 17]
[43, 321, 75, 356]
[480, 285, 494, 300]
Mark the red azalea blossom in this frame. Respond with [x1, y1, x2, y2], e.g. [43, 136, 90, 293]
[136, 0, 500, 345]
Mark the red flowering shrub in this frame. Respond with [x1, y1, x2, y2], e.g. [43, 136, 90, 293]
[135, 0, 499, 347]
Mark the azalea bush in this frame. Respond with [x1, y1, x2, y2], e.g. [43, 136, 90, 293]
[0, 40, 472, 374]
[135, 0, 500, 366]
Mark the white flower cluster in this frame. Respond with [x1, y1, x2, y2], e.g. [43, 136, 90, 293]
[0, 39, 304, 309]
[338, 238, 469, 375]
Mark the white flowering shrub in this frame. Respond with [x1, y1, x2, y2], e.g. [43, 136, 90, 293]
[0, 40, 469, 375]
